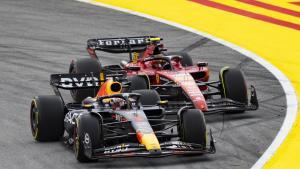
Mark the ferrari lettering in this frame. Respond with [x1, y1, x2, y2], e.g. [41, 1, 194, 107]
[98, 38, 145, 46]
[129, 39, 137, 44]
[137, 39, 144, 44]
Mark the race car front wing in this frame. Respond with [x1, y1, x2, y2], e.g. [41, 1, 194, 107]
[86, 132, 215, 159]
[160, 85, 259, 115]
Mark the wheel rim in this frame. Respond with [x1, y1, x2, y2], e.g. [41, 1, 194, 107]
[30, 101, 39, 139]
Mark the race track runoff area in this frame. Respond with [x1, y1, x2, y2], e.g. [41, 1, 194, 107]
[80, 0, 300, 168]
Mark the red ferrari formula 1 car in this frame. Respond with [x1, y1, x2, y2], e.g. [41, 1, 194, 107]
[69, 36, 258, 115]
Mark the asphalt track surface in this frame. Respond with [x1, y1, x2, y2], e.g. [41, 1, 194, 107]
[0, 0, 287, 168]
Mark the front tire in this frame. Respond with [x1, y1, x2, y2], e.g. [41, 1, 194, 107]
[180, 109, 206, 147]
[30, 95, 65, 142]
[74, 114, 103, 162]
[219, 67, 248, 104]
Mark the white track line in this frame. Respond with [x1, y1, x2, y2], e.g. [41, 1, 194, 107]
[76, 0, 298, 168]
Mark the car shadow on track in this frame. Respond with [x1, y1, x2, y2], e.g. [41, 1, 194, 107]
[59, 140, 214, 168]
[85, 155, 213, 168]
[205, 112, 257, 124]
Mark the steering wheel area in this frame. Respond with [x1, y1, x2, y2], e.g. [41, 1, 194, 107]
[97, 93, 141, 110]
[142, 55, 183, 70]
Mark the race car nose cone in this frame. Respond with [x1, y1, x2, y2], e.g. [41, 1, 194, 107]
[139, 133, 161, 151]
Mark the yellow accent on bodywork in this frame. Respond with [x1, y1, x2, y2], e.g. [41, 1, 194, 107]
[100, 71, 105, 86]
[106, 80, 122, 95]
[141, 133, 161, 151]
[148, 37, 161, 42]
[133, 52, 138, 64]
[82, 104, 93, 108]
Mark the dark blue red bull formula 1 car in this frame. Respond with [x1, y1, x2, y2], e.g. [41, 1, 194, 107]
[30, 72, 215, 162]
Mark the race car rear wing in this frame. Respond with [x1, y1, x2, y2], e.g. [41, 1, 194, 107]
[50, 71, 128, 89]
[86, 36, 162, 60]
[50, 73, 102, 90]
[50, 71, 127, 104]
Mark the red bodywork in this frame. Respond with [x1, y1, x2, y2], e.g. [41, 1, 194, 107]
[87, 43, 210, 112]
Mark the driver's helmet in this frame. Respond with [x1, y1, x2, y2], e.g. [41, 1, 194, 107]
[108, 98, 126, 110]
[151, 54, 165, 69]
[128, 97, 138, 108]
[152, 60, 163, 69]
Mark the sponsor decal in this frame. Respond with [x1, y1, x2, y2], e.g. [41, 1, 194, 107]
[64, 110, 82, 124]
[98, 38, 146, 46]
[104, 144, 129, 154]
[84, 133, 90, 144]
[60, 77, 99, 88]
[133, 52, 139, 63]
[99, 72, 105, 85]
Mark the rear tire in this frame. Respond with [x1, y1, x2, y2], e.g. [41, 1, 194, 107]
[69, 58, 101, 102]
[30, 95, 65, 142]
[133, 90, 164, 131]
[127, 75, 148, 92]
[180, 109, 206, 147]
[75, 114, 103, 162]
[166, 52, 193, 67]
[132, 89, 160, 106]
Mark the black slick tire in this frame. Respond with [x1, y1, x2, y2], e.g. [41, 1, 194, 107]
[180, 109, 206, 147]
[74, 114, 102, 162]
[69, 58, 101, 102]
[127, 75, 148, 92]
[30, 95, 65, 142]
[132, 89, 160, 106]
[219, 67, 248, 104]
